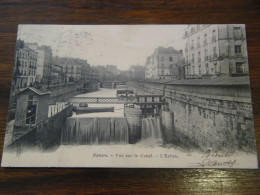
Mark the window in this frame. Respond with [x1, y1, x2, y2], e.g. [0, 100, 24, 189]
[192, 54, 194, 63]
[204, 34, 208, 45]
[161, 63, 164, 68]
[213, 47, 217, 57]
[233, 27, 242, 39]
[191, 27, 195, 33]
[214, 63, 218, 73]
[169, 57, 173, 61]
[235, 45, 242, 53]
[198, 64, 201, 75]
[161, 56, 164, 61]
[161, 70, 164, 75]
[212, 30, 216, 42]
[197, 37, 200, 48]
[192, 66, 195, 75]
[236, 62, 243, 73]
[205, 50, 208, 60]
[205, 63, 209, 74]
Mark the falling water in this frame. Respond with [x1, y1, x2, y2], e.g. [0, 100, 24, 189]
[61, 117, 129, 145]
[141, 118, 162, 140]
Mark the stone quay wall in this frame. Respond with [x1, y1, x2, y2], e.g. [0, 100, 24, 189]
[124, 106, 142, 144]
[127, 81, 164, 95]
[5, 104, 73, 152]
[127, 80, 256, 152]
[48, 82, 83, 104]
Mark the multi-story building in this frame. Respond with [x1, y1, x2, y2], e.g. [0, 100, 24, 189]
[16, 45, 37, 88]
[106, 65, 119, 75]
[52, 57, 93, 83]
[130, 65, 145, 80]
[26, 43, 53, 84]
[51, 63, 65, 84]
[183, 24, 248, 79]
[145, 47, 183, 79]
[66, 63, 82, 82]
[81, 63, 93, 83]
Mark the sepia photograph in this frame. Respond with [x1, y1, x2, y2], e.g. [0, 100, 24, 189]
[1, 24, 258, 168]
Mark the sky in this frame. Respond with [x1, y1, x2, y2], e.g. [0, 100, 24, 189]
[17, 25, 187, 70]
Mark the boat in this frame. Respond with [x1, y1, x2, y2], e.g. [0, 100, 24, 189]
[73, 106, 115, 115]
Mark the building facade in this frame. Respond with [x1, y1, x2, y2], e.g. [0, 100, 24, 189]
[130, 65, 145, 80]
[183, 24, 248, 79]
[145, 47, 183, 79]
[16, 46, 37, 88]
[26, 43, 53, 84]
[52, 57, 94, 83]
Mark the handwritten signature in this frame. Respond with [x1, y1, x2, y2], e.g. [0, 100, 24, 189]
[189, 158, 238, 168]
[202, 149, 236, 159]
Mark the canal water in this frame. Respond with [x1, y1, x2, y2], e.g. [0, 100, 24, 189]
[62, 88, 162, 146]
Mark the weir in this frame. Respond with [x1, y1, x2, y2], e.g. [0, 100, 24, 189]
[61, 116, 164, 145]
[61, 117, 129, 145]
[141, 118, 162, 140]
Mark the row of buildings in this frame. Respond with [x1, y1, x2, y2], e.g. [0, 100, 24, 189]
[14, 40, 98, 89]
[145, 24, 249, 80]
[14, 41, 53, 88]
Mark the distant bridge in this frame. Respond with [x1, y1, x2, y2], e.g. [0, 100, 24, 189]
[69, 95, 165, 105]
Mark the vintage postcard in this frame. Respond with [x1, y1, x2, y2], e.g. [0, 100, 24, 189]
[1, 24, 258, 168]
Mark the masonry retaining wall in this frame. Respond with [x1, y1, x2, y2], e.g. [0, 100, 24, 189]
[124, 106, 142, 144]
[127, 80, 256, 152]
[49, 83, 83, 104]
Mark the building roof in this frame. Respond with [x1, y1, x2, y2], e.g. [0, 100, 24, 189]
[19, 87, 50, 96]
[155, 47, 182, 55]
[19, 46, 38, 54]
[167, 76, 250, 86]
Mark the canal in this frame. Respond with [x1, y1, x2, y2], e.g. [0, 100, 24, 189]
[2, 88, 256, 168]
